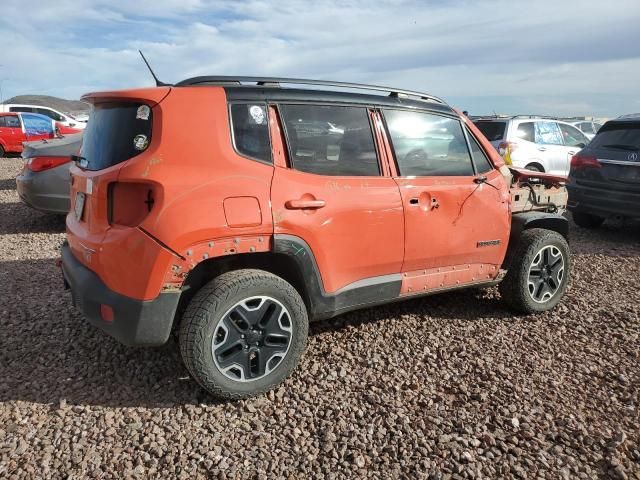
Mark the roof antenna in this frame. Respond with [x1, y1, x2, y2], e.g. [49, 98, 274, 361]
[138, 50, 170, 87]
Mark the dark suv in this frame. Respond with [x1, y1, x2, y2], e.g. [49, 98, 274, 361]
[567, 114, 640, 228]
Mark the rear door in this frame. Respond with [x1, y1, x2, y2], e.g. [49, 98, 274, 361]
[270, 103, 404, 294]
[6, 115, 27, 150]
[0, 116, 18, 151]
[383, 109, 509, 293]
[533, 121, 566, 175]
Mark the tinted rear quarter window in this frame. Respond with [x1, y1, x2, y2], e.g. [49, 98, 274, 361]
[81, 102, 152, 171]
[590, 123, 640, 150]
[280, 104, 379, 176]
[474, 121, 506, 142]
[230, 103, 271, 163]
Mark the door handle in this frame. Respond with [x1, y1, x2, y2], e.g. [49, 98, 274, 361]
[409, 198, 419, 205]
[567, 151, 576, 156]
[537, 146, 547, 152]
[285, 199, 326, 210]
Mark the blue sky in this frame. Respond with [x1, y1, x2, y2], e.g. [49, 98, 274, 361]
[0, 0, 639, 117]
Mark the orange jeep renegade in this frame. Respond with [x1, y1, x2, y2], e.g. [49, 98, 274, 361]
[61, 77, 570, 399]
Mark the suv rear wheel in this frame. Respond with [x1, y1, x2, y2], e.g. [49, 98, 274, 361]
[500, 228, 570, 313]
[572, 211, 605, 229]
[179, 269, 308, 399]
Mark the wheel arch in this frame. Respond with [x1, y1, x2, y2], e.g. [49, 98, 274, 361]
[503, 212, 569, 269]
[175, 248, 314, 329]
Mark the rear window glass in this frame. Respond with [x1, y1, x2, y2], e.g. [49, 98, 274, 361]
[230, 103, 271, 163]
[514, 122, 535, 142]
[474, 121, 506, 142]
[590, 123, 640, 150]
[81, 102, 152, 171]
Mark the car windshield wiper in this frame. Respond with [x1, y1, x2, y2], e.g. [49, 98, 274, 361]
[600, 144, 639, 151]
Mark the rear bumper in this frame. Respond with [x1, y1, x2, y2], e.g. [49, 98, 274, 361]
[567, 183, 640, 218]
[61, 243, 180, 346]
[16, 165, 71, 215]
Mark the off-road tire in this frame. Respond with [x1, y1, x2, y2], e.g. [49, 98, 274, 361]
[179, 269, 308, 399]
[499, 228, 570, 314]
[572, 211, 605, 229]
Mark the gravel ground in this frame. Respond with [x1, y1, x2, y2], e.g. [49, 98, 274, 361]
[0, 157, 638, 479]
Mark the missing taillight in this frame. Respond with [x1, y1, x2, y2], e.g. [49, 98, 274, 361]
[108, 182, 156, 227]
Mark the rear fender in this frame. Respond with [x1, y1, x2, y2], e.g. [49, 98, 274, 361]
[504, 212, 569, 268]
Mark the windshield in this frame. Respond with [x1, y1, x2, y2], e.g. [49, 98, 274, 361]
[590, 123, 640, 151]
[80, 102, 152, 171]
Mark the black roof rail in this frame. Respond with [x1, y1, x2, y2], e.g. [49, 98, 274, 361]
[174, 76, 446, 104]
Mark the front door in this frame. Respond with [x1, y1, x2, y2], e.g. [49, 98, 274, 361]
[270, 103, 404, 294]
[382, 109, 510, 294]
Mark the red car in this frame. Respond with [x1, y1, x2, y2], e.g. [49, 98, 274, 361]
[0, 112, 56, 157]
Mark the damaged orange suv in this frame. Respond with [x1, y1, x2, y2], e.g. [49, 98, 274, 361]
[62, 77, 571, 399]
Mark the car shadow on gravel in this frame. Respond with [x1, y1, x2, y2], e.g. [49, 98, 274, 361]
[0, 257, 220, 409]
[0, 178, 17, 190]
[0, 202, 66, 234]
[310, 287, 515, 337]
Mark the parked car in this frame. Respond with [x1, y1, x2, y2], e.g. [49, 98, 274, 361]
[16, 133, 83, 214]
[0, 112, 57, 157]
[61, 77, 571, 399]
[567, 120, 602, 140]
[473, 116, 590, 175]
[0, 104, 85, 134]
[567, 114, 640, 228]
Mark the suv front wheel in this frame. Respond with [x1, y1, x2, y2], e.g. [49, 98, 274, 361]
[179, 269, 308, 399]
[499, 228, 570, 313]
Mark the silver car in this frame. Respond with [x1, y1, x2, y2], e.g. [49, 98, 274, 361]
[473, 116, 590, 176]
[16, 133, 83, 215]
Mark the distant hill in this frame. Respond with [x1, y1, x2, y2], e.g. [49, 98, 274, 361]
[2, 95, 90, 115]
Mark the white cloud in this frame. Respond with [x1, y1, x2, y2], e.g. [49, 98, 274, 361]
[0, 0, 639, 116]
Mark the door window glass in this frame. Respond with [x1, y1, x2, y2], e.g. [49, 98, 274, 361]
[229, 103, 271, 163]
[280, 104, 380, 176]
[6, 116, 20, 128]
[514, 122, 535, 142]
[384, 110, 474, 176]
[534, 121, 563, 145]
[579, 122, 594, 134]
[36, 107, 64, 122]
[558, 123, 589, 147]
[467, 130, 494, 174]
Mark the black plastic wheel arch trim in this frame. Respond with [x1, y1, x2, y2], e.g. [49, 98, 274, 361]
[273, 234, 402, 320]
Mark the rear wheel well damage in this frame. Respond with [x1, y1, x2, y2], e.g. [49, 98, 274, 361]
[172, 252, 310, 331]
[502, 212, 569, 270]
